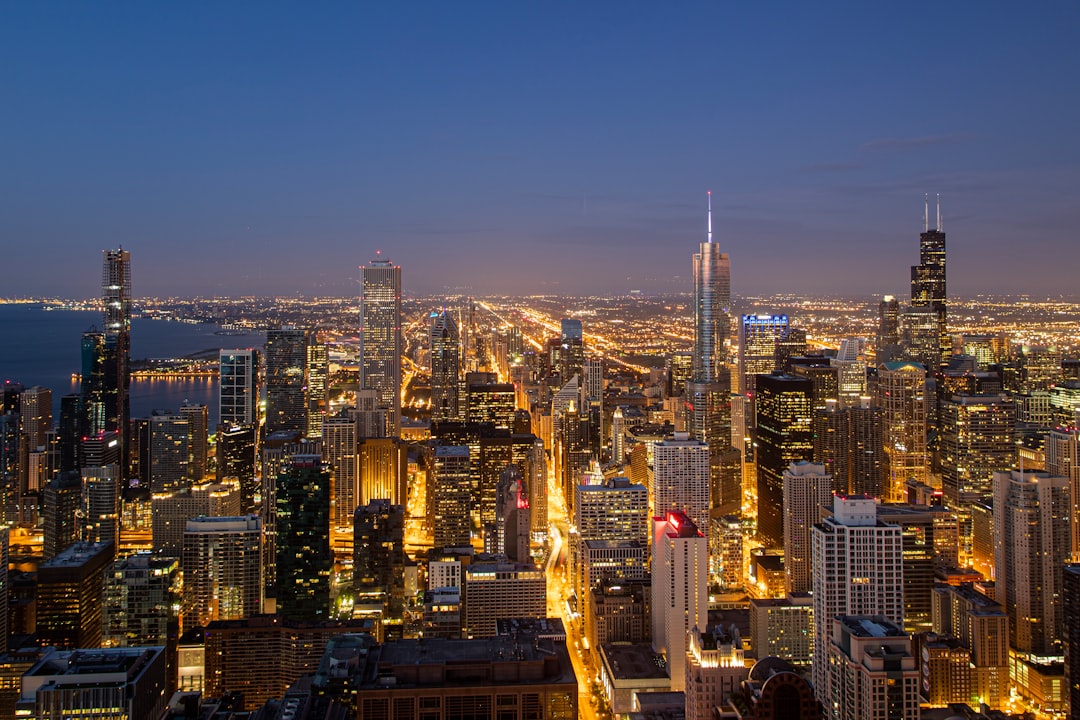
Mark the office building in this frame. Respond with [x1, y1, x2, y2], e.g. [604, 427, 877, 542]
[430, 309, 461, 423]
[42, 470, 81, 560]
[17, 646, 166, 720]
[652, 432, 709, 532]
[0, 528, 7, 655]
[1044, 428, 1080, 561]
[465, 374, 516, 430]
[559, 317, 585, 383]
[360, 256, 402, 436]
[19, 385, 51, 451]
[216, 423, 257, 513]
[876, 361, 929, 501]
[651, 510, 708, 692]
[826, 616, 920, 720]
[322, 409, 358, 527]
[81, 463, 120, 548]
[358, 436, 408, 506]
[148, 412, 191, 493]
[749, 595, 814, 665]
[877, 295, 900, 356]
[305, 338, 328, 438]
[1065, 565, 1080, 720]
[462, 560, 546, 638]
[102, 553, 178, 648]
[755, 373, 814, 548]
[685, 624, 746, 720]
[151, 478, 241, 556]
[931, 583, 1010, 708]
[431, 445, 472, 548]
[218, 348, 260, 427]
[182, 515, 263, 629]
[910, 195, 948, 367]
[353, 499, 406, 632]
[941, 394, 1016, 506]
[265, 328, 311, 436]
[276, 455, 332, 621]
[37, 541, 116, 649]
[101, 248, 132, 476]
[813, 399, 888, 498]
[179, 402, 208, 482]
[994, 469, 1070, 656]
[586, 578, 651, 651]
[738, 314, 788, 395]
[782, 461, 833, 594]
[811, 495, 903, 698]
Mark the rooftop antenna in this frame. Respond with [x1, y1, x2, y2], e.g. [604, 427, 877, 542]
[936, 193, 942, 232]
[707, 190, 713, 244]
[924, 194, 929, 232]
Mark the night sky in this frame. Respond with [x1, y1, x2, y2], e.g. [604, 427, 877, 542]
[3, 3, 1078, 299]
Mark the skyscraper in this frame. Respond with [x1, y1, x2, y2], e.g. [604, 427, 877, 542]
[651, 510, 708, 692]
[652, 432, 710, 532]
[755, 373, 814, 548]
[359, 255, 402, 437]
[182, 515, 263, 630]
[275, 455, 332, 621]
[693, 193, 731, 386]
[782, 461, 833, 595]
[940, 393, 1016, 507]
[811, 495, 903, 704]
[306, 338, 328, 439]
[1064, 564, 1080, 720]
[876, 295, 900, 356]
[148, 412, 190, 493]
[738, 314, 788, 395]
[910, 194, 948, 367]
[101, 249, 132, 477]
[429, 309, 461, 423]
[265, 328, 311, 435]
[875, 361, 929, 501]
[179, 402, 208, 482]
[219, 348, 260, 427]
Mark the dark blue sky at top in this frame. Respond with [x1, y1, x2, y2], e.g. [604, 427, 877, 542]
[2, 2, 1078, 299]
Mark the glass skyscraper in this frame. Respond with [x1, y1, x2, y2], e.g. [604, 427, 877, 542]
[359, 256, 402, 437]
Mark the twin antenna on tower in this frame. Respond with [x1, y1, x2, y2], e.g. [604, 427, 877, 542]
[924, 193, 943, 232]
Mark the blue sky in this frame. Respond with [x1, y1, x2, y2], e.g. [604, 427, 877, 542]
[3, 2, 1078, 298]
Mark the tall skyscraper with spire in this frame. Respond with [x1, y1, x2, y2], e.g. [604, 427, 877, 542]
[910, 194, 948, 367]
[360, 255, 402, 437]
[102, 249, 131, 476]
[686, 193, 740, 517]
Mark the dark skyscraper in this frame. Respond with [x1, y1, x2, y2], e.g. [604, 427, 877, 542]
[877, 295, 900, 354]
[430, 309, 461, 423]
[275, 454, 332, 621]
[359, 256, 402, 437]
[102, 249, 132, 476]
[265, 328, 311, 435]
[755, 373, 814, 548]
[1065, 564, 1080, 720]
[559, 318, 584, 382]
[910, 195, 948, 367]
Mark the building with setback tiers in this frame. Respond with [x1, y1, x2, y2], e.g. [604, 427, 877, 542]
[359, 256, 402, 437]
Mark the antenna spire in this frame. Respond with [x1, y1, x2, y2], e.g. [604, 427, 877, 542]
[924, 194, 929, 232]
[707, 190, 713, 244]
[936, 193, 942, 232]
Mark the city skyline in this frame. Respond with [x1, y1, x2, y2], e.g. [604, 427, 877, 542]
[3, 4, 1079, 298]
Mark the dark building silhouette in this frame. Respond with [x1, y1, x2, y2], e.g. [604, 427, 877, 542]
[275, 455, 331, 621]
[755, 373, 814, 548]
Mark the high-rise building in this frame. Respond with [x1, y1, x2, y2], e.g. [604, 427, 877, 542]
[693, 193, 731, 386]
[875, 361, 929, 500]
[81, 464, 120, 548]
[182, 515, 263, 630]
[430, 309, 461, 423]
[1044, 427, 1080, 561]
[811, 495, 903, 700]
[101, 248, 132, 476]
[994, 469, 1071, 656]
[19, 385, 51, 451]
[43, 470, 82, 560]
[685, 625, 746, 720]
[877, 295, 900, 356]
[782, 461, 833, 595]
[322, 409, 358, 527]
[218, 348, 260, 427]
[358, 436, 408, 506]
[571, 476, 648, 607]
[216, 424, 257, 513]
[812, 399, 888, 498]
[275, 455, 332, 621]
[0, 528, 7, 655]
[353, 499, 406, 634]
[359, 256, 402, 437]
[305, 338, 328, 439]
[1065, 564, 1080, 720]
[462, 560, 546, 638]
[738, 314, 788, 395]
[931, 583, 1010, 708]
[826, 616, 920, 720]
[179, 402, 208, 482]
[651, 510, 708, 692]
[940, 393, 1016, 507]
[102, 553, 178, 648]
[151, 478, 242, 556]
[148, 412, 190, 493]
[749, 595, 815, 666]
[559, 318, 585, 383]
[755, 373, 814, 548]
[265, 328, 311, 436]
[652, 432, 709, 532]
[37, 541, 116, 649]
[910, 195, 948, 367]
[430, 445, 472, 548]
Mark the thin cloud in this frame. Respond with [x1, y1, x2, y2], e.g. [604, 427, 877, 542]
[861, 134, 966, 151]
[800, 161, 864, 173]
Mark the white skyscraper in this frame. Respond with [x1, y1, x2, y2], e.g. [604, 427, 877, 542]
[651, 510, 708, 693]
[782, 461, 833, 595]
[359, 255, 402, 437]
[652, 432, 709, 531]
[811, 494, 903, 712]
